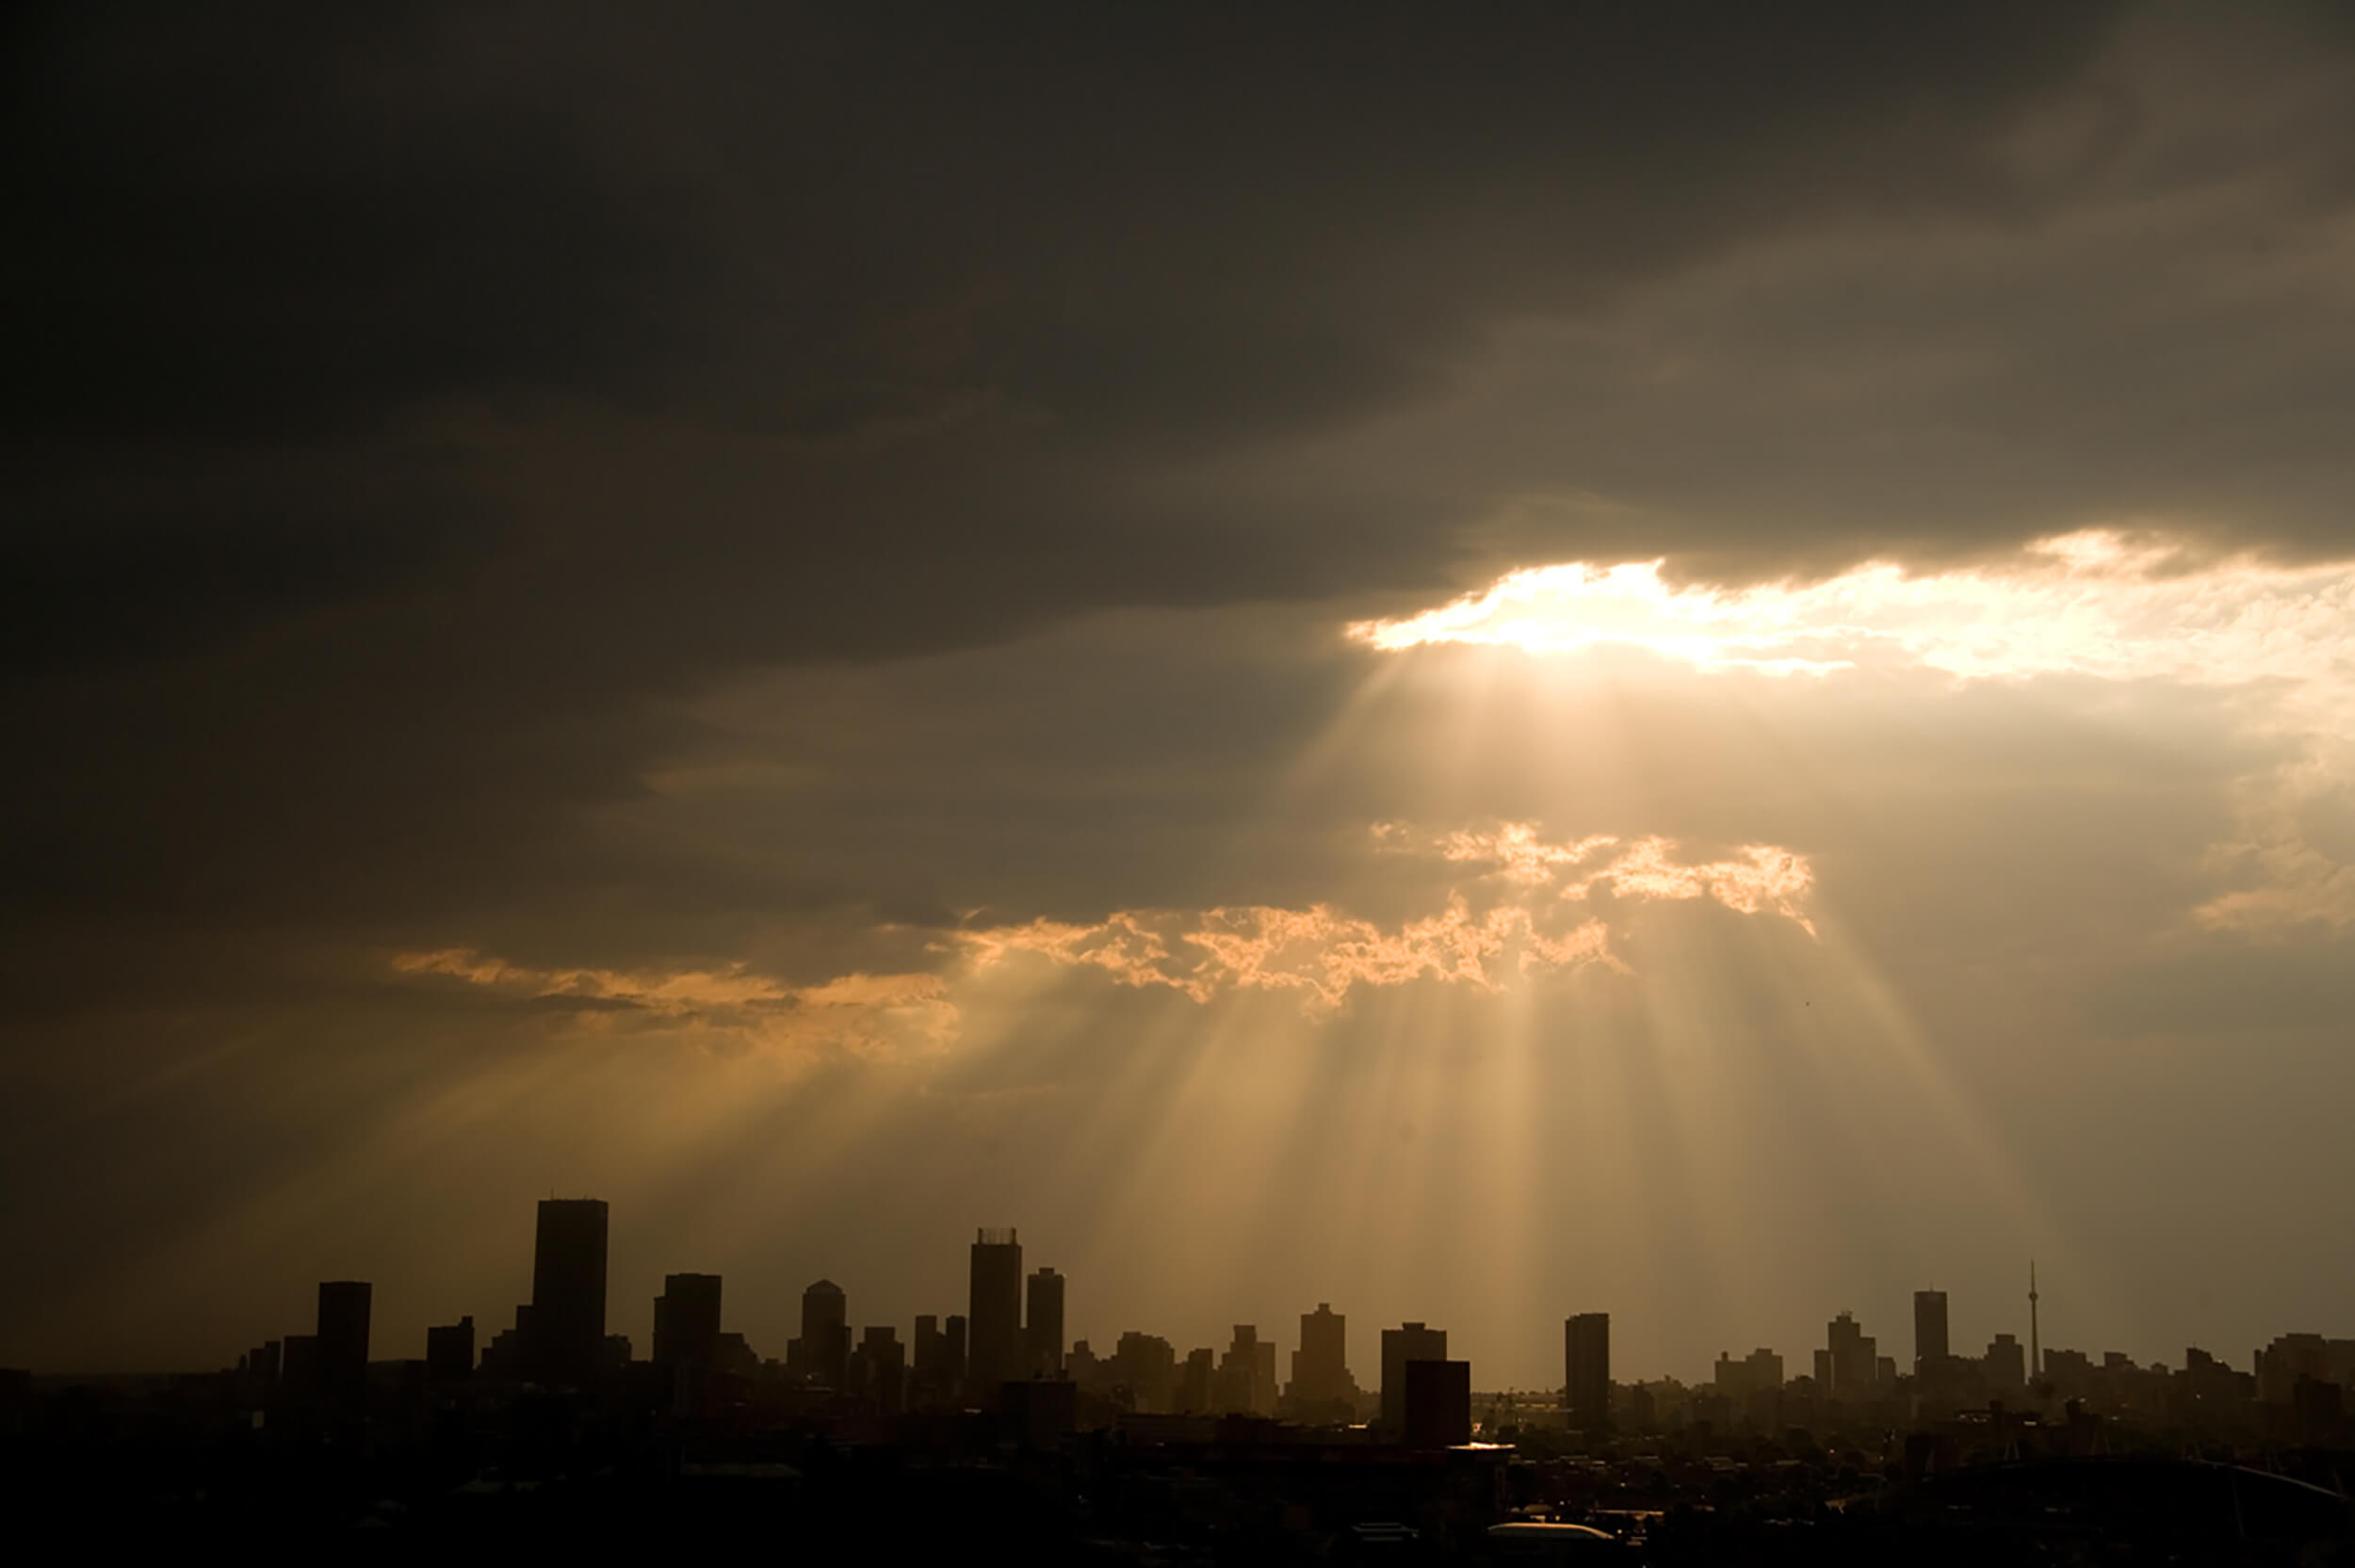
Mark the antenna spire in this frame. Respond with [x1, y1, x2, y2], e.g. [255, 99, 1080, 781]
[2028, 1259, 2042, 1382]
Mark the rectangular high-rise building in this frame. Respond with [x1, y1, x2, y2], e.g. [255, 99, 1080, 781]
[944, 1314, 968, 1392]
[530, 1198, 609, 1387]
[801, 1279, 850, 1390]
[968, 1229, 1023, 1406]
[317, 1281, 371, 1421]
[1290, 1302, 1352, 1412]
[1026, 1267, 1065, 1377]
[1566, 1313, 1610, 1431]
[1914, 1290, 1950, 1370]
[654, 1273, 723, 1368]
[1379, 1322, 1447, 1434]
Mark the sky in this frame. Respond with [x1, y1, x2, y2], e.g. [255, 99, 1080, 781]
[6, 2, 2355, 1388]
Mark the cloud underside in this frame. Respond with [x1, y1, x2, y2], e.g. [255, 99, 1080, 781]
[1359, 531, 2355, 933]
[392, 826, 1817, 1052]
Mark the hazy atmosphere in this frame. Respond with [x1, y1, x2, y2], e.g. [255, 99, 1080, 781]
[8, 1, 2355, 1393]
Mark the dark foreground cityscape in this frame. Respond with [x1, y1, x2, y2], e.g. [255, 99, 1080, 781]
[4, 1200, 2349, 1562]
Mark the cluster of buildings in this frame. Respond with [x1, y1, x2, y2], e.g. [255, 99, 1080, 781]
[187, 1204, 2353, 1454]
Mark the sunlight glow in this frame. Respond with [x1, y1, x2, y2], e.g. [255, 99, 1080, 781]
[1349, 528, 2355, 685]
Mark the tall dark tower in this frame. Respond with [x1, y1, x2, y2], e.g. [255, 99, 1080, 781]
[530, 1198, 609, 1387]
[967, 1228, 1023, 1407]
[2027, 1261, 2041, 1382]
[1565, 1313, 1611, 1431]
[317, 1280, 371, 1423]
[1913, 1289, 1950, 1369]
[801, 1279, 849, 1390]
[1026, 1267, 1065, 1377]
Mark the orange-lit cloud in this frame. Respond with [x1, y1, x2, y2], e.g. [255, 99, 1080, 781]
[395, 828, 1817, 1032]
[1421, 823, 1816, 935]
[959, 824, 1816, 1010]
[388, 948, 958, 1059]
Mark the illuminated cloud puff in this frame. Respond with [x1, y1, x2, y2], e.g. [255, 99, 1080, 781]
[388, 948, 959, 1059]
[393, 827, 1821, 1044]
[1355, 532, 2355, 932]
[957, 823, 1818, 1012]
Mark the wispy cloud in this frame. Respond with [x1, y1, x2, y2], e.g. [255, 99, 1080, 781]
[388, 949, 958, 1059]
[393, 827, 1818, 1034]
[958, 824, 1816, 1010]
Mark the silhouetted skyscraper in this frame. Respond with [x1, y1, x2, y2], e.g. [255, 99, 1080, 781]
[968, 1228, 1023, 1406]
[1217, 1325, 1277, 1415]
[317, 1281, 370, 1422]
[1290, 1302, 1354, 1414]
[654, 1273, 723, 1368]
[1380, 1322, 1447, 1434]
[1827, 1311, 1876, 1400]
[529, 1198, 608, 1387]
[1026, 1267, 1065, 1377]
[1566, 1313, 1610, 1431]
[802, 1279, 849, 1390]
[1178, 1346, 1215, 1414]
[1914, 1289, 1950, 1370]
[945, 1314, 968, 1394]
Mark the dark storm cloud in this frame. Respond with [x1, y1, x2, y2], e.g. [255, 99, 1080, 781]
[11, 2, 2120, 444]
[3, 0, 2348, 1000]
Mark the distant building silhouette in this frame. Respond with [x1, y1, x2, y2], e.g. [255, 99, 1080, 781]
[1380, 1322, 1447, 1434]
[1217, 1325, 1277, 1415]
[1026, 1267, 1065, 1377]
[425, 1315, 474, 1382]
[1915, 1289, 1950, 1370]
[2029, 1261, 2042, 1382]
[912, 1314, 948, 1405]
[1404, 1358, 1471, 1448]
[944, 1314, 968, 1396]
[1565, 1313, 1610, 1431]
[653, 1273, 723, 1369]
[968, 1229, 1023, 1406]
[1112, 1331, 1178, 1414]
[1178, 1346, 1215, 1413]
[853, 1325, 905, 1414]
[529, 1199, 608, 1387]
[1288, 1302, 1356, 1417]
[317, 1281, 370, 1422]
[1714, 1347, 1782, 1397]
[800, 1279, 850, 1391]
[1827, 1311, 1877, 1401]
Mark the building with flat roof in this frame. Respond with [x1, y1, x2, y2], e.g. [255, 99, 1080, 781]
[968, 1229, 1024, 1406]
[1566, 1313, 1610, 1431]
[529, 1199, 608, 1387]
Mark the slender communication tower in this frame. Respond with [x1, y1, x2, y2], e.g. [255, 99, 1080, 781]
[2028, 1260, 2041, 1381]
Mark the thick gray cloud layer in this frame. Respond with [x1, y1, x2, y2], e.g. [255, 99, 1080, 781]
[6, 2, 2355, 1378]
